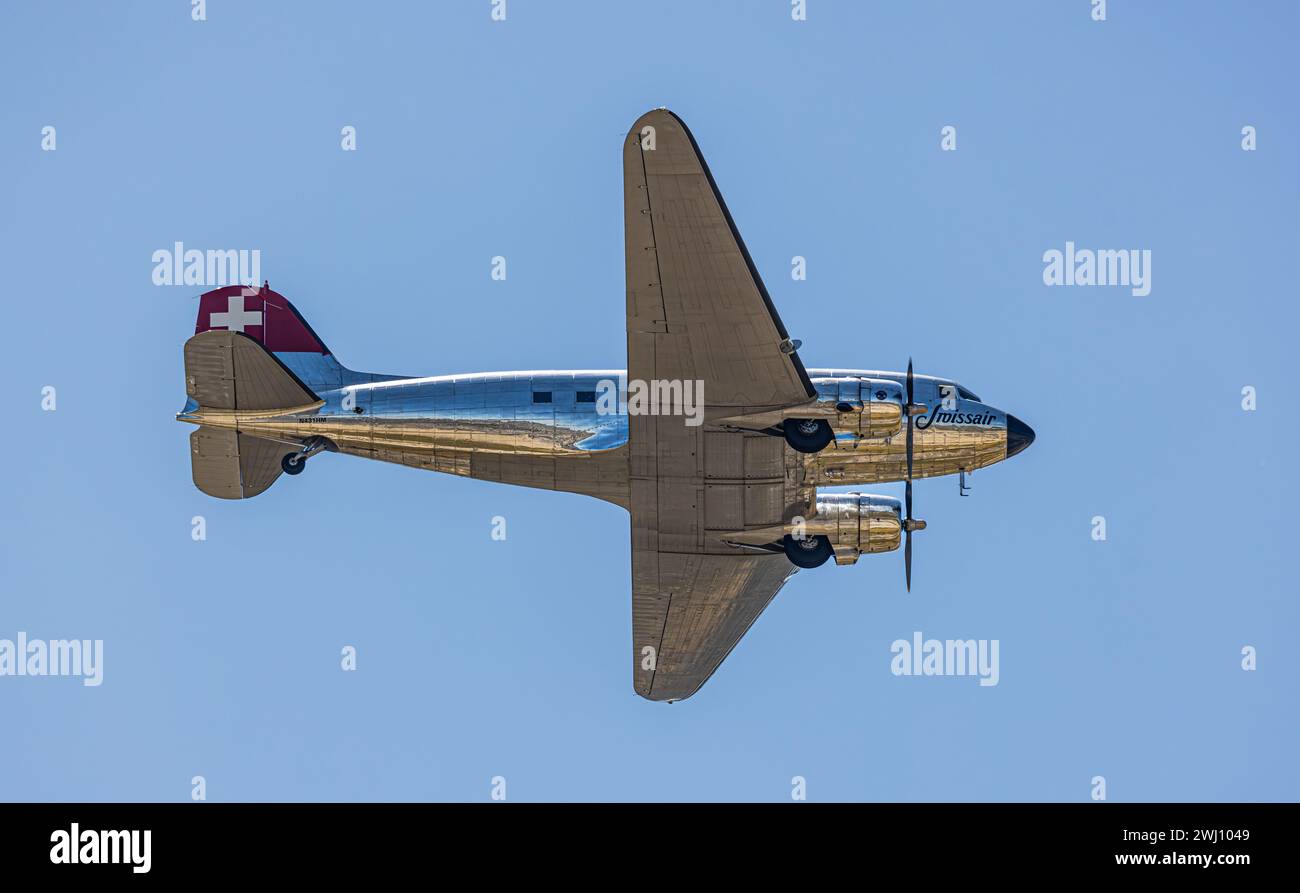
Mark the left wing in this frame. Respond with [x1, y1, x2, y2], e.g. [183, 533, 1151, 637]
[624, 108, 815, 412]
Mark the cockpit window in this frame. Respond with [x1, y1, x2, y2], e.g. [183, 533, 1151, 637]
[956, 385, 980, 401]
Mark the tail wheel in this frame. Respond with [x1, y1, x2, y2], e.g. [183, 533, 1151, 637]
[281, 453, 306, 475]
[783, 534, 833, 569]
[784, 418, 834, 453]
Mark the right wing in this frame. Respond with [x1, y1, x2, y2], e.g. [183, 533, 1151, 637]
[633, 550, 797, 702]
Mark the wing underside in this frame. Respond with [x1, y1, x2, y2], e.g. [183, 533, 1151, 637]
[624, 109, 817, 701]
[623, 109, 815, 410]
[633, 550, 796, 701]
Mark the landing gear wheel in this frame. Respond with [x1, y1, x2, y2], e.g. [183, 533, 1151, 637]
[783, 534, 833, 569]
[281, 453, 306, 475]
[784, 418, 834, 453]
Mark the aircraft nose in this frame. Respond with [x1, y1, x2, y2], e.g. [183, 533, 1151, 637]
[1005, 414, 1035, 458]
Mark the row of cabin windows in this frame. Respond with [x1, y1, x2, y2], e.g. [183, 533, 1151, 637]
[533, 391, 598, 404]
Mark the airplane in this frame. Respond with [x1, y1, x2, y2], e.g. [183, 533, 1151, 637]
[177, 109, 1034, 702]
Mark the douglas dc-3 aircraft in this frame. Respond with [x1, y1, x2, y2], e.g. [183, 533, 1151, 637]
[178, 109, 1034, 702]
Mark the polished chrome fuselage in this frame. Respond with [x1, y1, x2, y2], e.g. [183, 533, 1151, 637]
[178, 366, 1013, 500]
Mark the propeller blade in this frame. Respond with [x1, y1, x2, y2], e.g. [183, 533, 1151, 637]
[905, 358, 915, 484]
[905, 529, 912, 592]
[904, 359, 916, 592]
[906, 419, 914, 483]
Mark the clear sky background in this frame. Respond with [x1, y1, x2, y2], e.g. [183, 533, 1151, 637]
[2, 1, 1296, 802]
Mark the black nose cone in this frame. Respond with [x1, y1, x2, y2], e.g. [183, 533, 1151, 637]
[1006, 415, 1035, 458]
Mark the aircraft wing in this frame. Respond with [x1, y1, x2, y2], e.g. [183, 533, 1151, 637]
[623, 110, 815, 701]
[623, 108, 815, 411]
[632, 550, 797, 701]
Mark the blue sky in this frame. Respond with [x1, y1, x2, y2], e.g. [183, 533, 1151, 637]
[1, 0, 1296, 801]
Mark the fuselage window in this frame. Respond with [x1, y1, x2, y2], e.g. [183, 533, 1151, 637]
[576, 391, 597, 403]
[533, 391, 553, 404]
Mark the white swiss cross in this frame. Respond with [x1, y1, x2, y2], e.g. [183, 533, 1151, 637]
[209, 292, 263, 333]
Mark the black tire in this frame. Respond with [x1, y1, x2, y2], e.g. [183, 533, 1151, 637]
[281, 453, 306, 475]
[784, 418, 834, 453]
[783, 534, 833, 569]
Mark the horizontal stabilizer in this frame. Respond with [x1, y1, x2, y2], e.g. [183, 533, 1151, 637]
[184, 330, 319, 411]
[190, 427, 286, 499]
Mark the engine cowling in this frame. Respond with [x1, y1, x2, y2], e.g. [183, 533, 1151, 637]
[813, 377, 905, 439]
[805, 492, 903, 565]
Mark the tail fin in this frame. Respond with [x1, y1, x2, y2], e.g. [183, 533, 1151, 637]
[185, 284, 401, 499]
[196, 282, 352, 392]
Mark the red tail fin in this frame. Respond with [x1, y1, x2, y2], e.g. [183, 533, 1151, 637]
[195, 283, 330, 355]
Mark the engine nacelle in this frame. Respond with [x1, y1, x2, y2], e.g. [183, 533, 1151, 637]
[813, 377, 905, 440]
[805, 492, 903, 565]
[720, 492, 902, 566]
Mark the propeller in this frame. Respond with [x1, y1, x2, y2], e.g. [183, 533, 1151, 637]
[903, 358, 927, 591]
